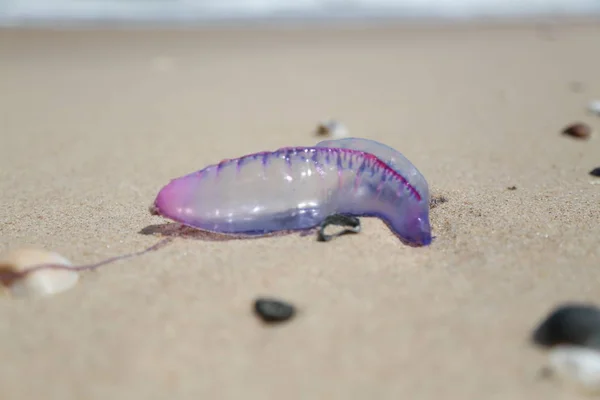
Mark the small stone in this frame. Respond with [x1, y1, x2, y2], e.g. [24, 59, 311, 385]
[430, 195, 448, 209]
[532, 303, 600, 349]
[548, 345, 600, 393]
[317, 214, 361, 242]
[562, 123, 591, 140]
[0, 248, 78, 298]
[315, 120, 349, 138]
[590, 167, 600, 177]
[507, 186, 517, 190]
[254, 297, 295, 323]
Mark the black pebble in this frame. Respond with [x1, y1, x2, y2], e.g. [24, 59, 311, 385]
[590, 167, 600, 177]
[317, 214, 361, 242]
[532, 303, 600, 348]
[254, 298, 295, 323]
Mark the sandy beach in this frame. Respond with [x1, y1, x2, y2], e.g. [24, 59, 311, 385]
[1, 20, 600, 399]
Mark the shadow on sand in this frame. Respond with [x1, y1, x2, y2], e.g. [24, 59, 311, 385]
[138, 222, 315, 242]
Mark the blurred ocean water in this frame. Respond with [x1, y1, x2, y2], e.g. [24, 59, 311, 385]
[1, 0, 599, 26]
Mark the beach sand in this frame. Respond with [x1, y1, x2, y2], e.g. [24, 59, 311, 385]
[0, 20, 599, 399]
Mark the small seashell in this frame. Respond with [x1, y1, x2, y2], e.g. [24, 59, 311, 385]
[588, 100, 600, 116]
[254, 297, 296, 323]
[532, 303, 600, 349]
[548, 345, 600, 393]
[562, 123, 591, 140]
[0, 248, 79, 298]
[315, 120, 349, 138]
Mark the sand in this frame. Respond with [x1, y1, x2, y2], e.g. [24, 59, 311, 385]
[0, 20, 599, 399]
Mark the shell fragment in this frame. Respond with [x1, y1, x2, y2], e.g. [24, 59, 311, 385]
[0, 248, 79, 298]
[548, 345, 600, 393]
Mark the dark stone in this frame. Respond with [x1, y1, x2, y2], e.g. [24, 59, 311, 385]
[562, 123, 591, 140]
[254, 298, 295, 323]
[507, 186, 517, 191]
[590, 167, 600, 177]
[317, 214, 361, 242]
[532, 303, 600, 348]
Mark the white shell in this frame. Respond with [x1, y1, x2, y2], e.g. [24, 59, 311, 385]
[588, 100, 600, 116]
[315, 120, 349, 139]
[0, 248, 79, 298]
[548, 345, 600, 393]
